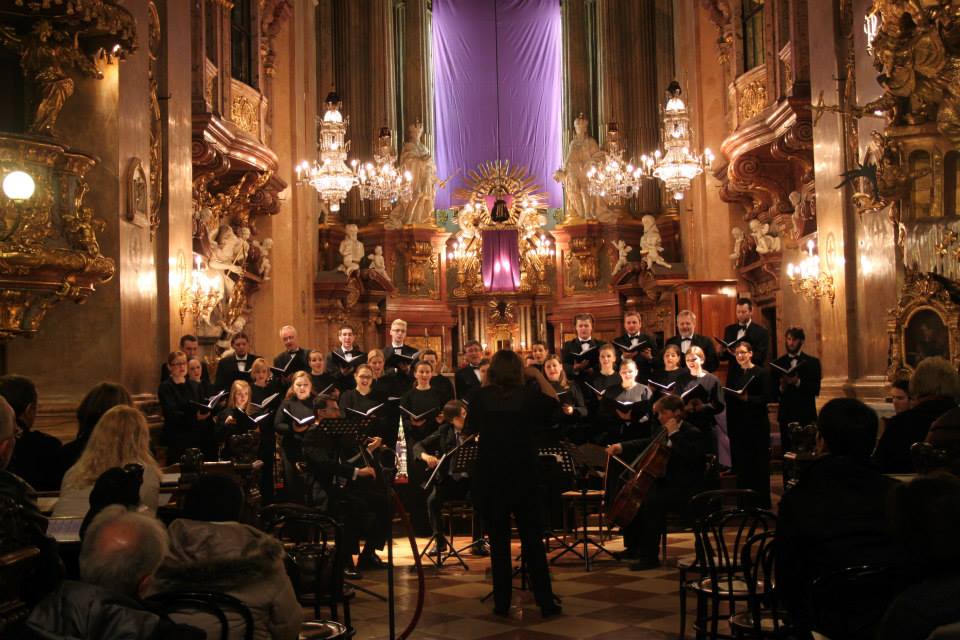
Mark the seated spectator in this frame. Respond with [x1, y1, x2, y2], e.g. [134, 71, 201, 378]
[924, 407, 960, 475]
[26, 505, 199, 639]
[876, 357, 959, 473]
[776, 398, 899, 632]
[878, 472, 960, 640]
[0, 396, 63, 606]
[54, 406, 161, 518]
[59, 382, 133, 476]
[151, 474, 302, 639]
[889, 378, 911, 415]
[0, 374, 63, 490]
[79, 465, 145, 540]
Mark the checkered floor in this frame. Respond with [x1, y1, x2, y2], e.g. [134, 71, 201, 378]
[320, 532, 703, 640]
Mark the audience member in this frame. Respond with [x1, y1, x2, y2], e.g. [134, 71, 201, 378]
[54, 406, 161, 518]
[59, 382, 133, 475]
[878, 472, 960, 640]
[875, 357, 959, 473]
[151, 475, 302, 639]
[776, 398, 899, 632]
[0, 396, 63, 606]
[26, 505, 199, 639]
[890, 378, 911, 415]
[78, 465, 144, 540]
[0, 374, 63, 490]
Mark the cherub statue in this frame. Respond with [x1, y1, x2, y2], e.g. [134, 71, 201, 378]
[730, 227, 746, 266]
[252, 237, 273, 280]
[639, 214, 672, 270]
[612, 239, 632, 274]
[337, 223, 364, 276]
[749, 218, 782, 254]
[367, 245, 389, 281]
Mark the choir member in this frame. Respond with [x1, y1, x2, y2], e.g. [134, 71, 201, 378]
[308, 349, 337, 396]
[464, 350, 561, 617]
[600, 359, 653, 444]
[303, 393, 390, 575]
[724, 341, 773, 507]
[159, 350, 216, 463]
[562, 313, 604, 382]
[543, 354, 588, 444]
[649, 345, 686, 398]
[215, 380, 263, 455]
[665, 310, 719, 373]
[272, 325, 311, 385]
[367, 349, 386, 381]
[680, 346, 724, 451]
[187, 357, 212, 399]
[419, 349, 455, 404]
[606, 395, 707, 569]
[160, 334, 211, 385]
[383, 318, 420, 368]
[400, 362, 446, 452]
[250, 357, 282, 502]
[591, 345, 622, 391]
[455, 340, 485, 399]
[54, 406, 162, 519]
[214, 333, 260, 392]
[339, 365, 389, 438]
[770, 327, 822, 452]
[326, 324, 366, 392]
[530, 341, 549, 372]
[719, 298, 770, 376]
[274, 371, 316, 502]
[612, 310, 659, 383]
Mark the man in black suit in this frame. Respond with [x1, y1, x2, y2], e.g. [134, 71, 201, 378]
[160, 334, 211, 385]
[383, 318, 420, 369]
[665, 309, 719, 373]
[613, 310, 659, 383]
[606, 395, 707, 570]
[273, 325, 311, 384]
[771, 327, 822, 452]
[720, 298, 770, 377]
[454, 340, 485, 399]
[325, 324, 366, 391]
[214, 333, 259, 392]
[561, 313, 605, 382]
[0, 375, 63, 491]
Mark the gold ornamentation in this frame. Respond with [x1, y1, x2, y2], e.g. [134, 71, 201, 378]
[148, 2, 162, 240]
[569, 236, 601, 289]
[886, 270, 960, 379]
[231, 95, 260, 137]
[124, 158, 148, 225]
[404, 240, 433, 295]
[737, 80, 768, 123]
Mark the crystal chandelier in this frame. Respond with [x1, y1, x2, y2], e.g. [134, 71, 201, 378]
[354, 129, 413, 203]
[586, 123, 644, 203]
[786, 238, 836, 305]
[295, 91, 358, 212]
[179, 255, 223, 325]
[643, 81, 714, 201]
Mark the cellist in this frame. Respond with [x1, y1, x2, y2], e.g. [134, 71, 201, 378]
[605, 395, 708, 570]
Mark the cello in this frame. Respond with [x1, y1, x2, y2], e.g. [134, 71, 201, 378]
[606, 427, 672, 528]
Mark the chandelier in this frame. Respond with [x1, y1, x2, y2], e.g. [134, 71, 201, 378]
[295, 91, 358, 212]
[586, 156, 644, 202]
[786, 238, 836, 305]
[354, 128, 413, 203]
[642, 81, 714, 201]
[180, 255, 222, 325]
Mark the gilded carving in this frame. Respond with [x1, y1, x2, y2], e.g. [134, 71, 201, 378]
[148, 2, 163, 240]
[231, 95, 260, 137]
[569, 236, 601, 289]
[404, 239, 433, 295]
[124, 158, 148, 225]
[737, 80, 768, 123]
[887, 271, 960, 379]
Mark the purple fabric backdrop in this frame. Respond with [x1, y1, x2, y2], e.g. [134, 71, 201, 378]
[481, 229, 521, 292]
[432, 0, 562, 209]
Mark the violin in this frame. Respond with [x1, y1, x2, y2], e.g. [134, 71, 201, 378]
[606, 428, 672, 528]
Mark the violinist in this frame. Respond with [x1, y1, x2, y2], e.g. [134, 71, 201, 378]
[274, 371, 316, 502]
[302, 393, 390, 577]
[606, 395, 708, 570]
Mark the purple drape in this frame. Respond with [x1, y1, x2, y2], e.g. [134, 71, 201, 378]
[432, 0, 562, 209]
[481, 229, 521, 292]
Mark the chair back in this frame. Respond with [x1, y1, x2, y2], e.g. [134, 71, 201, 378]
[740, 530, 784, 635]
[145, 590, 254, 640]
[259, 503, 345, 602]
[687, 488, 761, 522]
[807, 564, 901, 640]
[695, 507, 777, 597]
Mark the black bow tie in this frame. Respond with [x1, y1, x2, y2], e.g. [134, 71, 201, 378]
[739, 324, 748, 329]
[579, 340, 592, 345]
[469, 364, 480, 369]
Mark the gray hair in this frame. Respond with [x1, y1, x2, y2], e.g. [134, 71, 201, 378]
[911, 357, 960, 401]
[677, 310, 697, 323]
[80, 505, 168, 597]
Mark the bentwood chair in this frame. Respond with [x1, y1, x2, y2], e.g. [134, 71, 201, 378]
[729, 531, 790, 638]
[145, 590, 254, 640]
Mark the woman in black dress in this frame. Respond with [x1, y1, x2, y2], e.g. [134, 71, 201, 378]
[274, 371, 315, 502]
[724, 341, 773, 507]
[600, 358, 653, 444]
[159, 350, 216, 464]
[250, 357, 282, 502]
[649, 344, 686, 398]
[308, 349, 337, 396]
[543, 355, 588, 444]
[465, 350, 561, 617]
[679, 346, 724, 454]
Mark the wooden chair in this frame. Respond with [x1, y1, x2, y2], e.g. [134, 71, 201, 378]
[730, 531, 790, 638]
[145, 589, 254, 640]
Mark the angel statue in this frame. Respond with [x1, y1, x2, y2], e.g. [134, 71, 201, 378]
[639, 215, 671, 270]
[612, 239, 632, 274]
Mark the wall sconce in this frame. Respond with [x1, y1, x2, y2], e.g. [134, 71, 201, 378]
[786, 238, 836, 305]
[179, 255, 223, 325]
[2, 170, 36, 201]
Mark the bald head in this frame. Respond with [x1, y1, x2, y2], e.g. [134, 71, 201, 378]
[80, 505, 168, 597]
[0, 396, 15, 469]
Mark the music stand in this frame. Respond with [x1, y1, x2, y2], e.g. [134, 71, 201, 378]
[419, 438, 477, 570]
[549, 442, 615, 571]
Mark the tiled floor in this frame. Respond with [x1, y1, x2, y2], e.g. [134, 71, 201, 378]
[319, 531, 702, 640]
